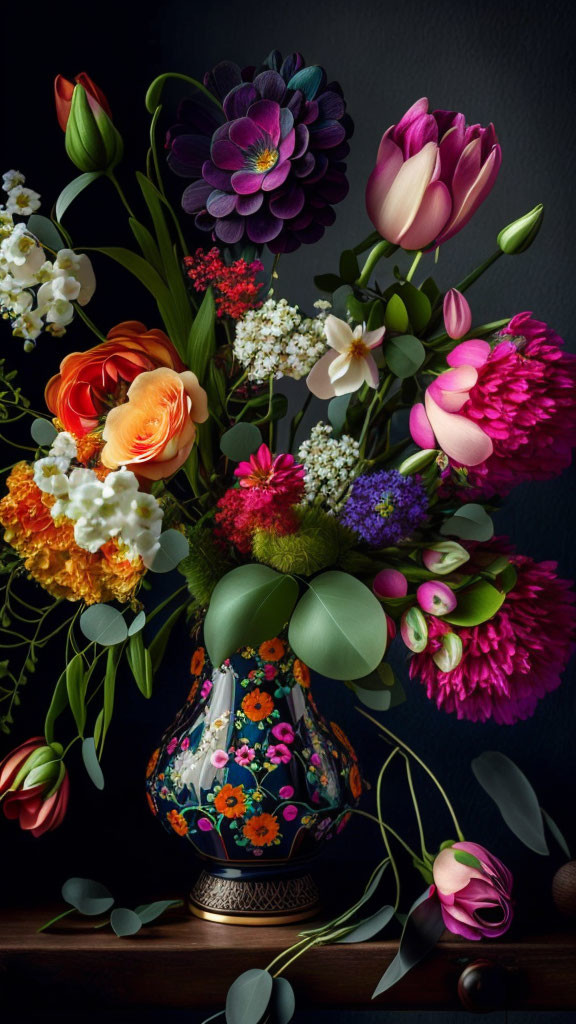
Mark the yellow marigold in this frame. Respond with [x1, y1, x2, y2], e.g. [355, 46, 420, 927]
[0, 462, 144, 604]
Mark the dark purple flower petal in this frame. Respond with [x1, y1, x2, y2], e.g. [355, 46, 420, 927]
[311, 204, 336, 226]
[247, 100, 281, 145]
[295, 221, 326, 244]
[279, 107, 295, 139]
[253, 70, 287, 103]
[286, 90, 304, 120]
[205, 61, 243, 102]
[211, 139, 245, 171]
[315, 170, 349, 203]
[293, 124, 309, 159]
[194, 211, 215, 232]
[223, 82, 259, 120]
[309, 120, 347, 149]
[288, 209, 313, 230]
[292, 152, 316, 178]
[229, 117, 263, 150]
[176, 98, 223, 136]
[181, 180, 213, 214]
[261, 160, 291, 191]
[231, 170, 266, 195]
[269, 185, 305, 220]
[263, 49, 283, 73]
[206, 190, 238, 217]
[268, 232, 301, 254]
[317, 90, 346, 122]
[280, 52, 305, 82]
[202, 160, 233, 190]
[278, 129, 296, 162]
[212, 122, 231, 144]
[301, 152, 328, 184]
[246, 209, 283, 243]
[214, 215, 245, 244]
[300, 100, 319, 125]
[168, 134, 211, 177]
[236, 192, 264, 215]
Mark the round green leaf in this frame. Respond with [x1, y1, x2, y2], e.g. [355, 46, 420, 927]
[384, 294, 410, 333]
[440, 503, 494, 542]
[288, 571, 387, 680]
[339, 904, 395, 943]
[398, 282, 432, 333]
[27, 214, 65, 252]
[134, 900, 181, 924]
[128, 610, 146, 636]
[82, 737, 105, 791]
[314, 273, 343, 293]
[226, 969, 273, 1024]
[339, 249, 360, 284]
[110, 908, 142, 937]
[148, 529, 189, 574]
[61, 877, 114, 916]
[444, 581, 505, 627]
[354, 686, 392, 711]
[220, 423, 262, 462]
[269, 977, 296, 1024]
[204, 565, 299, 667]
[472, 751, 549, 855]
[30, 418, 58, 446]
[328, 394, 351, 438]
[385, 335, 426, 378]
[80, 605, 128, 646]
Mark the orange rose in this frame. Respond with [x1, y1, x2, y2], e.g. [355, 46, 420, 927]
[101, 367, 208, 481]
[45, 321, 184, 436]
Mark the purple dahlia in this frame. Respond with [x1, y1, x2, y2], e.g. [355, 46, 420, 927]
[167, 50, 353, 253]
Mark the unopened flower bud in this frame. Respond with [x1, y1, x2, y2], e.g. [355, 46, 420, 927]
[61, 81, 123, 173]
[432, 632, 463, 672]
[443, 288, 472, 340]
[398, 449, 437, 476]
[373, 568, 408, 599]
[497, 204, 544, 255]
[423, 541, 470, 575]
[401, 606, 428, 653]
[417, 581, 457, 615]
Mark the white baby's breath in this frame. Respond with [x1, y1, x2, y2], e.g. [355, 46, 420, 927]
[298, 422, 360, 511]
[234, 298, 327, 382]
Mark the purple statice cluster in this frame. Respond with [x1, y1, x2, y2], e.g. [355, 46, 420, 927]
[340, 469, 428, 547]
[167, 50, 353, 253]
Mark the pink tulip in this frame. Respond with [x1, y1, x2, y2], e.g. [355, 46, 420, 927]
[410, 340, 493, 466]
[417, 581, 457, 615]
[0, 736, 69, 838]
[366, 98, 501, 250]
[373, 568, 408, 599]
[443, 289, 472, 340]
[432, 841, 514, 940]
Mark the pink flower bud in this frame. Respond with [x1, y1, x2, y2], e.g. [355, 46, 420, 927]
[432, 841, 514, 940]
[0, 736, 69, 837]
[432, 632, 463, 672]
[373, 568, 408, 599]
[443, 288, 472, 340]
[401, 606, 428, 652]
[422, 542, 470, 575]
[417, 581, 457, 615]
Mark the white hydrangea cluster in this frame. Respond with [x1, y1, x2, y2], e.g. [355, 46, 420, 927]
[33, 432, 164, 567]
[0, 170, 96, 349]
[297, 421, 360, 511]
[233, 297, 328, 382]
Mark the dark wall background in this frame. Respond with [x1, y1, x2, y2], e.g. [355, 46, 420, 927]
[1, 1, 576, 1019]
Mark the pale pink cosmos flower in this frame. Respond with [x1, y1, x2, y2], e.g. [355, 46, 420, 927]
[307, 314, 384, 399]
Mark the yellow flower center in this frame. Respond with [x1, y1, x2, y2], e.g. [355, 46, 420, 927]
[349, 338, 369, 360]
[255, 148, 278, 172]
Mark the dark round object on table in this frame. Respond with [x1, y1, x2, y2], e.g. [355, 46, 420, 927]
[458, 959, 508, 1012]
[552, 860, 576, 918]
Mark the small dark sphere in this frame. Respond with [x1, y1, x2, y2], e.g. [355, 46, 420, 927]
[552, 860, 576, 918]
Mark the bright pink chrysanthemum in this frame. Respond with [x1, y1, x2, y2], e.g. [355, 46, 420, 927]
[410, 552, 576, 724]
[411, 312, 576, 497]
[235, 444, 305, 507]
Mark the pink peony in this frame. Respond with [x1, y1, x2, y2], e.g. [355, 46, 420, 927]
[410, 550, 576, 723]
[410, 313, 576, 496]
[432, 841, 513, 940]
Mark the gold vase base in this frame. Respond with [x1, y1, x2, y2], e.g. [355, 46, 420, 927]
[189, 869, 320, 926]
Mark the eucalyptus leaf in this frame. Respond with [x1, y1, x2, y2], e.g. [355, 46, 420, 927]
[80, 605, 128, 646]
[372, 891, 444, 998]
[66, 653, 86, 737]
[472, 751, 549, 855]
[44, 668, 69, 745]
[289, 572, 387, 681]
[397, 282, 432, 333]
[128, 610, 146, 637]
[339, 250, 359, 284]
[26, 214, 65, 253]
[338, 904, 395, 943]
[134, 900, 182, 924]
[314, 273, 343, 293]
[110, 908, 142, 937]
[126, 632, 153, 698]
[444, 581, 505, 627]
[205, 565, 299, 667]
[82, 737, 105, 790]
[148, 529, 189, 573]
[354, 686, 391, 711]
[225, 968, 274, 1024]
[301, 862, 389, 937]
[384, 294, 410, 333]
[221, 423, 262, 462]
[268, 977, 296, 1024]
[30, 418, 58, 446]
[61, 877, 114, 916]
[541, 808, 571, 859]
[440, 504, 494, 542]
[56, 172, 102, 221]
[385, 335, 426, 378]
[328, 394, 351, 438]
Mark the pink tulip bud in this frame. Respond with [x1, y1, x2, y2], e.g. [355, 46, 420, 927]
[401, 606, 428, 652]
[432, 632, 463, 672]
[443, 289, 472, 340]
[373, 568, 408, 599]
[432, 841, 514, 940]
[417, 581, 457, 615]
[422, 542, 470, 575]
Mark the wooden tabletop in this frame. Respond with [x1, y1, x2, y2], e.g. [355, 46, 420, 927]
[1, 906, 575, 1012]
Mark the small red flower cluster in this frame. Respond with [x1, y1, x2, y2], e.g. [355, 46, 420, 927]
[184, 248, 264, 320]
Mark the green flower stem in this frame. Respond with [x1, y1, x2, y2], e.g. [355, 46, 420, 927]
[401, 752, 431, 860]
[37, 907, 76, 933]
[266, 934, 313, 976]
[356, 241, 398, 288]
[405, 250, 423, 283]
[427, 317, 511, 348]
[359, 374, 393, 454]
[300, 856, 390, 938]
[74, 304, 108, 343]
[106, 170, 137, 221]
[352, 230, 382, 255]
[225, 369, 249, 409]
[288, 391, 313, 453]
[145, 585, 188, 625]
[454, 249, 503, 295]
[149, 105, 167, 200]
[376, 747, 402, 909]
[272, 937, 326, 978]
[358, 709, 465, 841]
[351, 808, 420, 861]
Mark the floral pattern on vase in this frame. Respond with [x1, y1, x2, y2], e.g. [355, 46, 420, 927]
[146, 635, 361, 864]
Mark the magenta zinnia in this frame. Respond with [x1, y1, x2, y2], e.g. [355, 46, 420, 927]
[410, 551, 576, 724]
[235, 443, 305, 506]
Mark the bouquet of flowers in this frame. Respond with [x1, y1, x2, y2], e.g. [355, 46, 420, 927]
[1, 52, 575, 852]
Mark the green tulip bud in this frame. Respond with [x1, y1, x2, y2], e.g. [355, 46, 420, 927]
[422, 541, 470, 575]
[432, 632, 463, 673]
[65, 84, 123, 173]
[497, 204, 544, 255]
[398, 449, 438, 476]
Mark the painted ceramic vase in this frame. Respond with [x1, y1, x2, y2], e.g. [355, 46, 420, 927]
[146, 633, 361, 924]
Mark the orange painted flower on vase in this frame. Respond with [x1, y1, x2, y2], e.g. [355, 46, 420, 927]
[243, 813, 280, 847]
[45, 322, 185, 437]
[167, 809, 188, 836]
[101, 367, 208, 481]
[258, 638, 285, 662]
[293, 659, 310, 688]
[349, 763, 362, 800]
[241, 688, 274, 722]
[214, 784, 247, 819]
[190, 648, 205, 676]
[146, 748, 160, 779]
